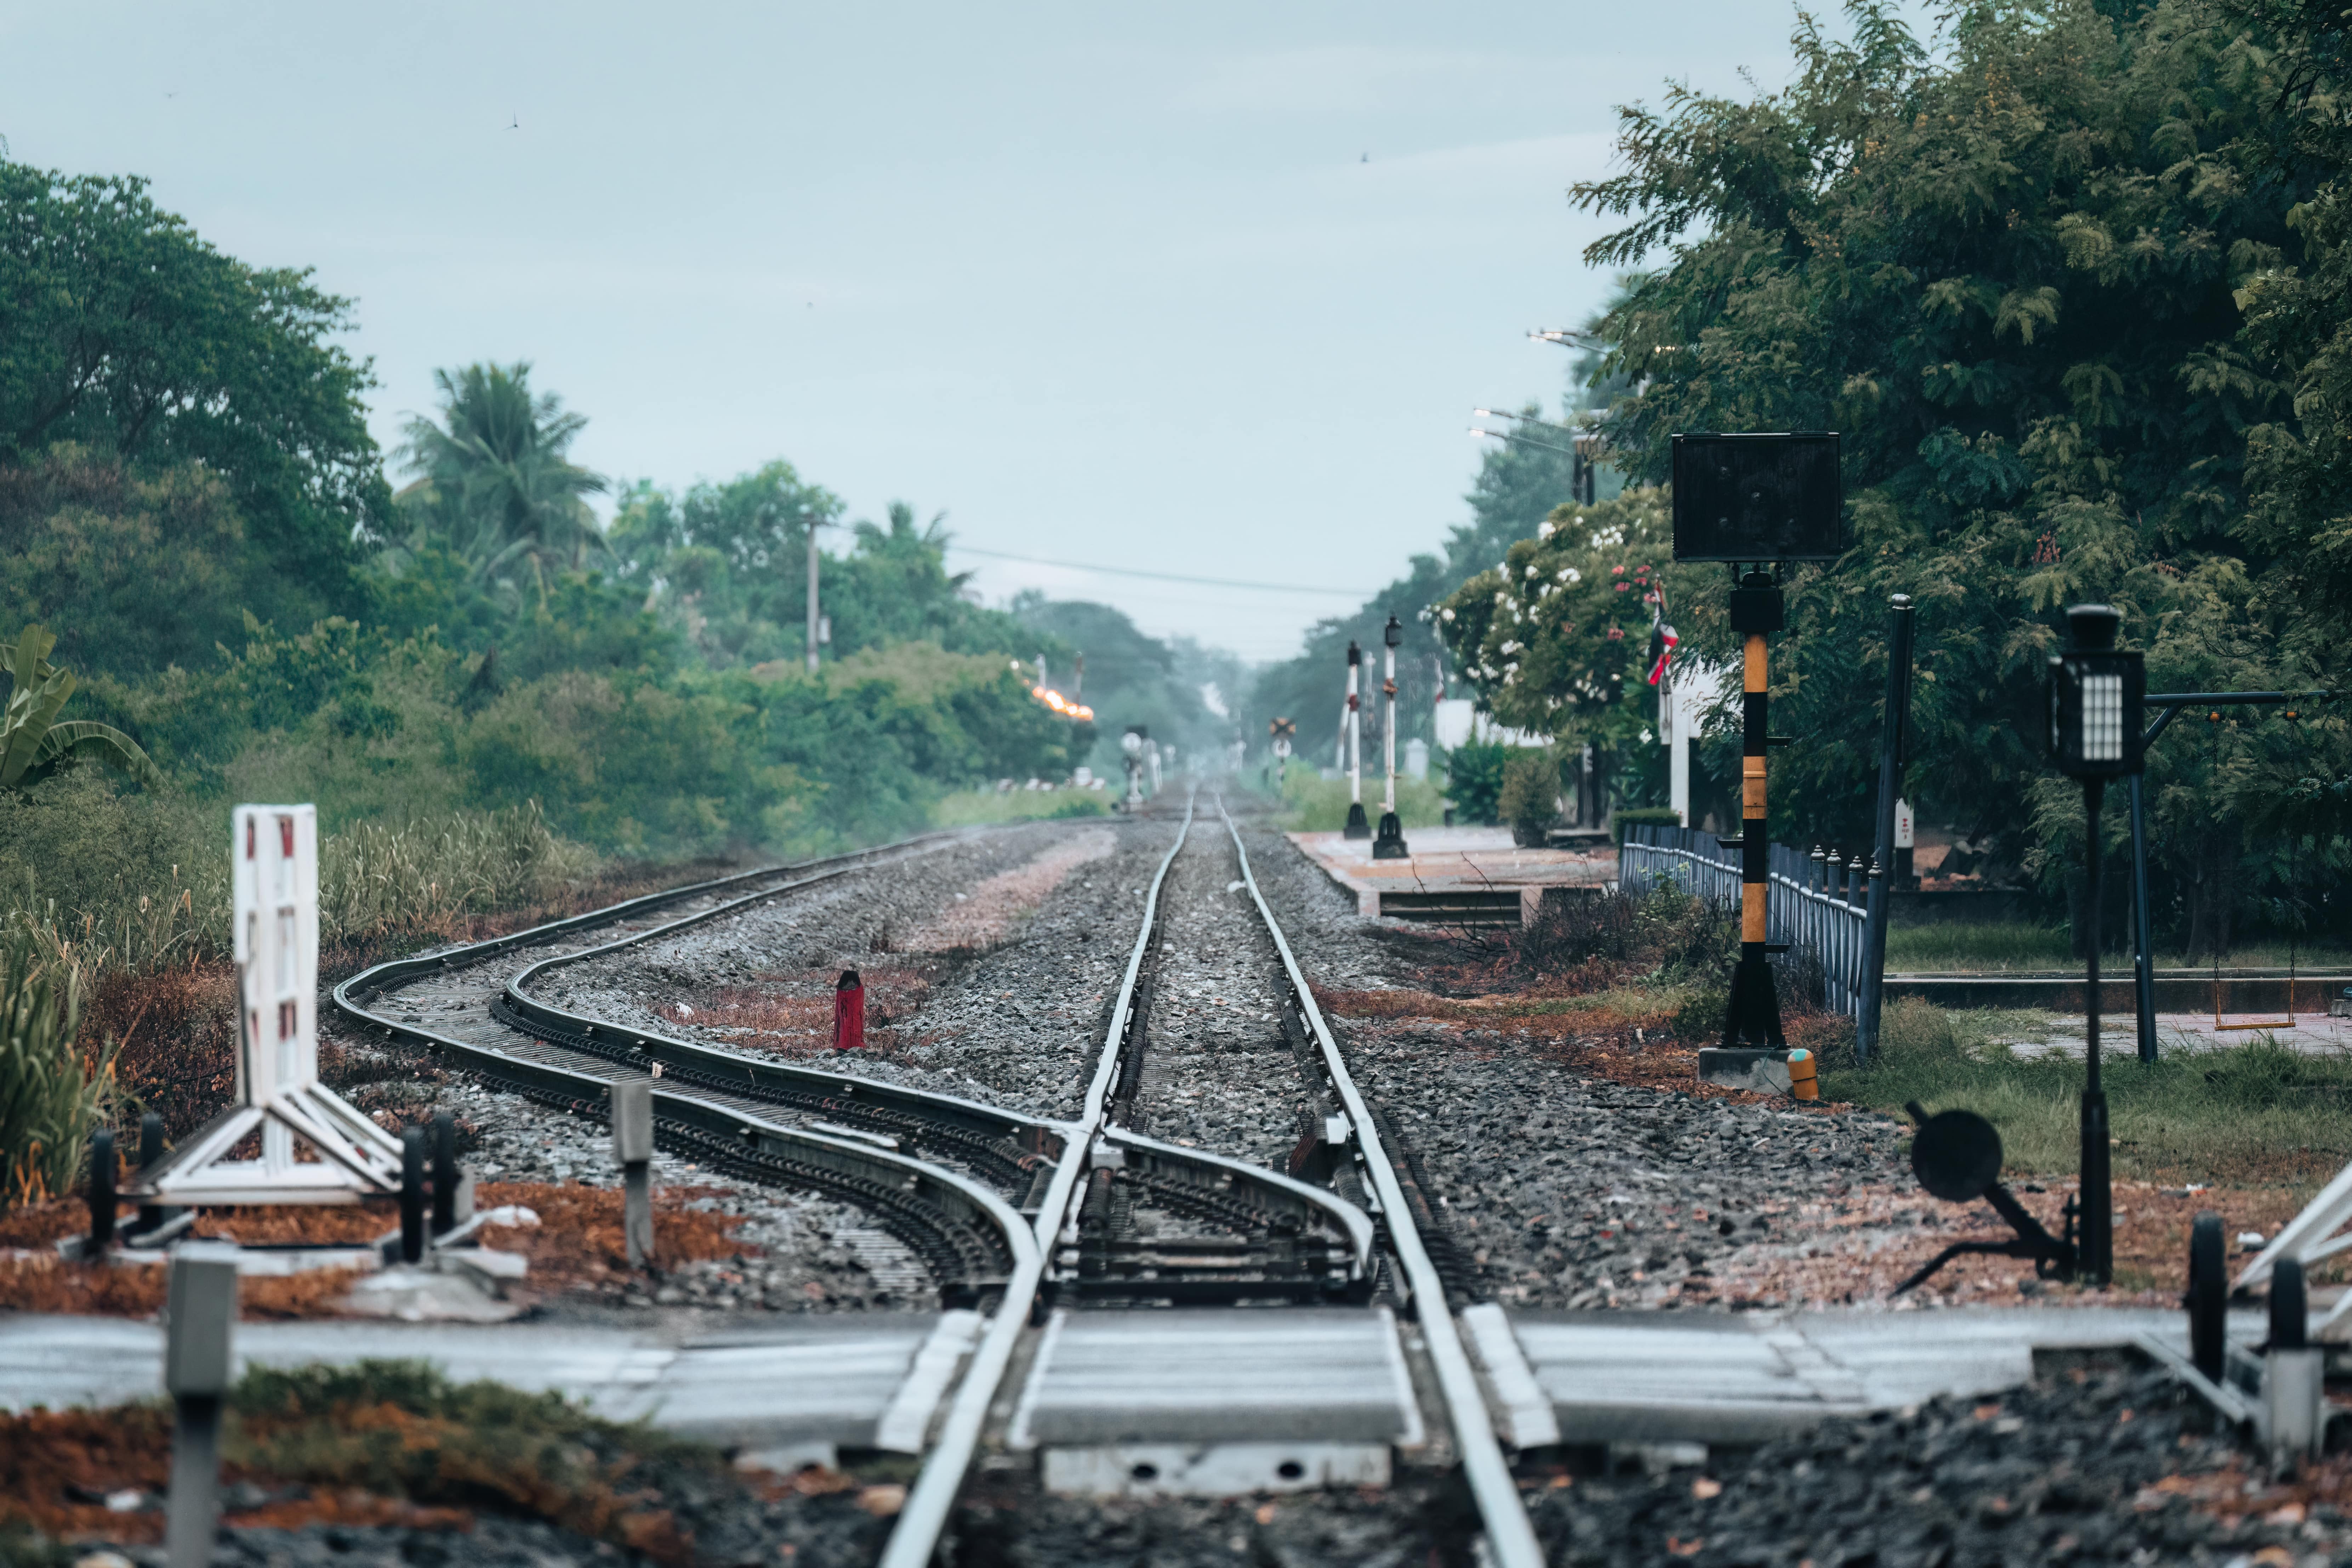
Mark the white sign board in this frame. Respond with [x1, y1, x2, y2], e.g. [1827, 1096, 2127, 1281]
[128, 804, 400, 1205]
[234, 804, 319, 1100]
[1895, 798, 1915, 849]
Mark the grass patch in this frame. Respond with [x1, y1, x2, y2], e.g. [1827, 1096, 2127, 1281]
[1268, 769, 1450, 833]
[929, 787, 1108, 827]
[1885, 920, 2352, 973]
[1822, 997, 2352, 1186]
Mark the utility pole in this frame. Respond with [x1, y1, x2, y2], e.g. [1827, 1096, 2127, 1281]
[805, 517, 822, 675]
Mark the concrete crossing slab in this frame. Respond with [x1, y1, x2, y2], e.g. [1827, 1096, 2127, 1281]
[1007, 1307, 1422, 1448]
[0, 1313, 955, 1450]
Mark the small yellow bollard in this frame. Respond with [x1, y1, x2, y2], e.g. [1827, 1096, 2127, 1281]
[1787, 1048, 1819, 1101]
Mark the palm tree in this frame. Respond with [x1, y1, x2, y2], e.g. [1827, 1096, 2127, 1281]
[394, 363, 609, 598]
[0, 626, 166, 792]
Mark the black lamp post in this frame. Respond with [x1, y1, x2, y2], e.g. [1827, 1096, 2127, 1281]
[2046, 604, 2145, 1288]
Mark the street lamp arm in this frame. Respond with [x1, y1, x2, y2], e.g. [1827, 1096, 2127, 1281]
[2140, 689, 2331, 746]
[1472, 428, 1582, 460]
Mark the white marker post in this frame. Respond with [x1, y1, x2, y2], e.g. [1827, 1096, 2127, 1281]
[130, 807, 401, 1206]
[1343, 642, 1369, 838]
[613, 1077, 656, 1268]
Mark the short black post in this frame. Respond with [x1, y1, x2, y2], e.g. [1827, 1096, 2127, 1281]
[613, 1077, 655, 1269]
[1857, 594, 1915, 1064]
[399, 1128, 426, 1264]
[136, 1112, 172, 1234]
[164, 1246, 237, 1568]
[2080, 778, 2113, 1287]
[2129, 771, 2159, 1065]
[429, 1111, 458, 1234]
[88, 1127, 117, 1252]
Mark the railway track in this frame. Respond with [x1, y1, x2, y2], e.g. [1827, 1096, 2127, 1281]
[331, 806, 1541, 1567]
[880, 792, 1544, 1568]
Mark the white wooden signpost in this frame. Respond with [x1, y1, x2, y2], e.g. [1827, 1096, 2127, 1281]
[127, 806, 402, 1205]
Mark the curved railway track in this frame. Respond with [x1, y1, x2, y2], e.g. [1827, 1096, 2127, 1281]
[330, 806, 1539, 1567]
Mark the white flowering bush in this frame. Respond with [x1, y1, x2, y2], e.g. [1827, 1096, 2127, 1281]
[1430, 486, 1688, 754]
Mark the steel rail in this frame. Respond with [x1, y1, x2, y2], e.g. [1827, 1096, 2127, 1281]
[1217, 796, 1545, 1568]
[876, 795, 1200, 1568]
[329, 833, 1044, 1294]
[333, 959, 1035, 1297]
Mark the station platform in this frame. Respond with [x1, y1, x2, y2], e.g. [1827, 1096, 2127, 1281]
[1288, 827, 1614, 926]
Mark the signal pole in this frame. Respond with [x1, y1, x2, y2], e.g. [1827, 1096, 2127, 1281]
[1344, 642, 1369, 839]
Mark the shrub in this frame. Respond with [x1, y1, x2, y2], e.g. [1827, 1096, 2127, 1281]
[0, 920, 113, 1211]
[1442, 742, 1512, 824]
[1497, 750, 1562, 844]
[1613, 806, 1683, 843]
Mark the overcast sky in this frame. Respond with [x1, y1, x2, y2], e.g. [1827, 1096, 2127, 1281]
[2, 2, 1872, 663]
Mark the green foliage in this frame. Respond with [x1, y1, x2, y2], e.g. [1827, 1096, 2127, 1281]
[0, 918, 110, 1209]
[0, 447, 261, 682]
[0, 172, 1117, 866]
[1442, 741, 1519, 825]
[389, 364, 609, 605]
[0, 161, 386, 611]
[1539, 0, 2351, 944]
[1008, 595, 1240, 772]
[1497, 750, 1563, 838]
[0, 626, 162, 792]
[611, 474, 1035, 672]
[1434, 487, 1673, 755]
[1248, 416, 1596, 768]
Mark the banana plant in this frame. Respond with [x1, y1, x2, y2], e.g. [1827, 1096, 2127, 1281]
[0, 626, 166, 792]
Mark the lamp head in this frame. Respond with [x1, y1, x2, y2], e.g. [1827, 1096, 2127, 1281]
[2047, 604, 2145, 779]
[2066, 604, 2120, 651]
[1383, 615, 1401, 649]
[1347, 641, 1361, 666]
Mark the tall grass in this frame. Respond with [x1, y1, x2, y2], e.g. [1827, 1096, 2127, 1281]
[319, 802, 597, 940]
[0, 919, 113, 1210]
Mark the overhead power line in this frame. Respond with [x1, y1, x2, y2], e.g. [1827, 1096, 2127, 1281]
[950, 545, 1378, 598]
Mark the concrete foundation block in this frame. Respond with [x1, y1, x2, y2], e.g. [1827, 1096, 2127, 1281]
[1697, 1048, 1792, 1094]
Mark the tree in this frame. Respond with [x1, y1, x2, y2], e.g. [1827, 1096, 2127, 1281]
[0, 162, 388, 608]
[1560, 0, 2348, 946]
[0, 626, 165, 792]
[393, 364, 609, 601]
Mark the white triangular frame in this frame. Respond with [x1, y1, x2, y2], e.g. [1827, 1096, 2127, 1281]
[125, 806, 401, 1206]
[2237, 1159, 2352, 1334]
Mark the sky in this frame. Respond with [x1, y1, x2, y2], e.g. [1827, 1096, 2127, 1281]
[1, 1, 1872, 664]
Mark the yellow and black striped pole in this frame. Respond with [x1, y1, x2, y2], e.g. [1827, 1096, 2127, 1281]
[1723, 569, 1786, 1048]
